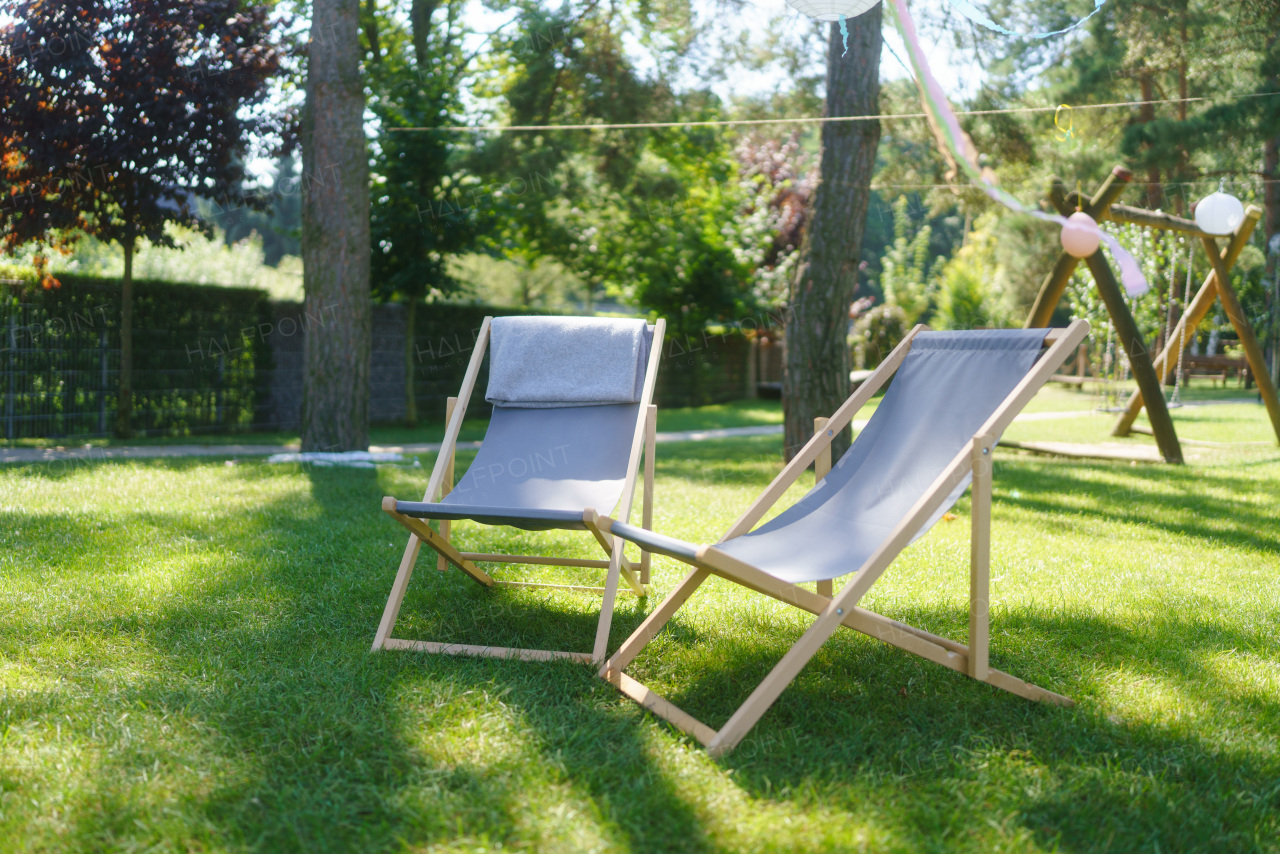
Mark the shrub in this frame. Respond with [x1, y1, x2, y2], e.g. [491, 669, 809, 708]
[853, 303, 909, 369]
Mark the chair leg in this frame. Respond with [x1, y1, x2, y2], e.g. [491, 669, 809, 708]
[813, 418, 833, 599]
[592, 537, 627, 665]
[373, 535, 424, 651]
[586, 516, 644, 595]
[437, 396, 457, 573]
[969, 437, 993, 680]
[641, 404, 657, 586]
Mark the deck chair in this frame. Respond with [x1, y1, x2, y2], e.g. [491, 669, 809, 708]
[592, 321, 1091, 756]
[374, 315, 667, 665]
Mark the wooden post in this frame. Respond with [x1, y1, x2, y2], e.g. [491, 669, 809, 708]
[641, 404, 656, 585]
[1080, 249, 1184, 463]
[968, 434, 993, 680]
[814, 416, 833, 598]
[1041, 187, 1184, 463]
[437, 396, 457, 572]
[1114, 207, 1261, 436]
[1201, 229, 1280, 445]
[1025, 168, 1133, 328]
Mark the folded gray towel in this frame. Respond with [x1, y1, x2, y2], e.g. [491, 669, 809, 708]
[485, 316, 649, 408]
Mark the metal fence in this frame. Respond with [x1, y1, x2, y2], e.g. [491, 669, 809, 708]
[2, 279, 271, 440]
[3, 278, 778, 441]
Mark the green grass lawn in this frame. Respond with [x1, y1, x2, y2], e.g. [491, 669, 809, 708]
[2, 390, 1278, 852]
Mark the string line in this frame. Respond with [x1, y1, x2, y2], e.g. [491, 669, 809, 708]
[389, 91, 1280, 133]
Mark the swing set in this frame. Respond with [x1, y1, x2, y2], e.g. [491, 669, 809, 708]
[1023, 166, 1280, 464]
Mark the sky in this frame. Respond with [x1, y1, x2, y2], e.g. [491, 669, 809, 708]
[0, 0, 986, 184]
[461, 0, 986, 110]
[0, 0, 985, 118]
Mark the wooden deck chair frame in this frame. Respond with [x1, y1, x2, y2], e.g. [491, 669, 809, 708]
[374, 315, 667, 665]
[593, 320, 1090, 756]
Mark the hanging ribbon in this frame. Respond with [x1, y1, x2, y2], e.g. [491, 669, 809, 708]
[947, 0, 1108, 39]
[885, 0, 1148, 296]
[1054, 104, 1073, 142]
[838, 14, 850, 56]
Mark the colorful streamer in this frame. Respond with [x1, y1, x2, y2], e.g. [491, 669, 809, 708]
[947, 0, 1108, 39]
[838, 14, 850, 56]
[886, 0, 1148, 296]
[1054, 104, 1073, 142]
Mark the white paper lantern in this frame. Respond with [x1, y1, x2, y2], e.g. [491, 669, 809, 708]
[1194, 183, 1246, 237]
[786, 0, 882, 22]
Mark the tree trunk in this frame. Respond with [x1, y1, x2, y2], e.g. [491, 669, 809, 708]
[1266, 132, 1279, 262]
[1139, 71, 1162, 211]
[410, 0, 440, 67]
[116, 238, 135, 439]
[782, 11, 881, 462]
[404, 298, 418, 427]
[302, 0, 372, 451]
[1265, 131, 1279, 386]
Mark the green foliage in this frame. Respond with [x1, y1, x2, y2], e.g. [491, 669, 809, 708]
[32, 224, 303, 302]
[366, 0, 478, 305]
[879, 197, 943, 325]
[0, 0, 285, 255]
[853, 303, 909, 369]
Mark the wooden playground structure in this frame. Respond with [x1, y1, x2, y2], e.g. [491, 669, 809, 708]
[1023, 166, 1280, 464]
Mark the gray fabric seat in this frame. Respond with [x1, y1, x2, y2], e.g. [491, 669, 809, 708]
[615, 329, 1047, 582]
[395, 322, 655, 531]
[395, 403, 641, 530]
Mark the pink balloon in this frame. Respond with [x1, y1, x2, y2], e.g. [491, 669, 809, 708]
[1060, 211, 1101, 258]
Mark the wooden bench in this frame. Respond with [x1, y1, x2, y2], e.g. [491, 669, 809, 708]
[1180, 355, 1250, 388]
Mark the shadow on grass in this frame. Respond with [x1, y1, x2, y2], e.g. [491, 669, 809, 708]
[623, 590, 1278, 852]
[991, 457, 1280, 554]
[4, 454, 1278, 851]
[1, 460, 711, 851]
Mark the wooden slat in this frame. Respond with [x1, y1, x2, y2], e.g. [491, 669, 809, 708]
[383, 499, 494, 586]
[968, 435, 992, 680]
[1201, 227, 1280, 445]
[437, 396, 457, 573]
[374, 323, 491, 650]
[974, 322, 1091, 446]
[583, 511, 644, 596]
[383, 638, 592, 663]
[814, 416, 834, 600]
[492, 581, 641, 596]
[604, 671, 717, 746]
[617, 321, 667, 526]
[984, 669, 1074, 706]
[372, 530, 424, 651]
[424, 319, 491, 506]
[641, 404, 657, 585]
[719, 325, 926, 543]
[460, 553, 611, 568]
[1114, 209, 1259, 435]
[697, 548, 971, 670]
[593, 545, 625, 664]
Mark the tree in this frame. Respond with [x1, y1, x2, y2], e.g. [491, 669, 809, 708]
[301, 0, 371, 451]
[366, 0, 478, 427]
[0, 0, 282, 437]
[783, 11, 882, 461]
